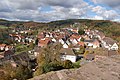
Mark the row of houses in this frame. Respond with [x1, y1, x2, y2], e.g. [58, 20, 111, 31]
[36, 28, 119, 63]
[0, 44, 13, 52]
[9, 34, 36, 44]
[85, 29, 119, 50]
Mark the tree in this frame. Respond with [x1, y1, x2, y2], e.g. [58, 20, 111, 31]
[42, 62, 63, 73]
[2, 63, 32, 80]
[78, 29, 85, 35]
[80, 37, 84, 41]
[15, 44, 28, 52]
[84, 51, 89, 58]
[13, 65, 32, 80]
[33, 66, 44, 76]
[35, 38, 38, 45]
[62, 60, 73, 69]
[79, 46, 85, 54]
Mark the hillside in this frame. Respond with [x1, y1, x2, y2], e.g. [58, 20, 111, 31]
[0, 19, 120, 47]
[1, 19, 119, 37]
[30, 55, 120, 80]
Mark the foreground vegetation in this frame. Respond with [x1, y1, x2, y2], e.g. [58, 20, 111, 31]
[34, 44, 80, 76]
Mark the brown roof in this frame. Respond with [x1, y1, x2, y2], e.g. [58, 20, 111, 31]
[95, 31, 105, 38]
[38, 38, 51, 46]
[103, 37, 117, 45]
[5, 45, 13, 49]
[0, 44, 6, 47]
[77, 42, 84, 46]
[59, 48, 75, 55]
[70, 34, 81, 40]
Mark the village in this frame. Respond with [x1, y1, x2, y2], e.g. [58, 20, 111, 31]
[0, 24, 119, 67]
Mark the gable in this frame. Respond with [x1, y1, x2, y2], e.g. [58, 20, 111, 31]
[111, 43, 118, 48]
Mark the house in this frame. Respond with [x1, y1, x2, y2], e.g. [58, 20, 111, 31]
[0, 44, 6, 51]
[70, 34, 81, 42]
[49, 33, 54, 38]
[37, 32, 45, 39]
[72, 45, 80, 50]
[38, 38, 51, 47]
[5, 45, 13, 51]
[85, 29, 94, 38]
[71, 28, 79, 33]
[72, 39, 78, 45]
[85, 29, 91, 35]
[59, 48, 76, 62]
[63, 43, 69, 48]
[102, 37, 118, 50]
[69, 35, 78, 45]
[66, 40, 71, 46]
[51, 38, 57, 42]
[110, 43, 118, 50]
[84, 39, 100, 48]
[59, 38, 65, 44]
[9, 34, 24, 42]
[92, 39, 100, 48]
[84, 40, 94, 47]
[77, 42, 84, 47]
[45, 33, 50, 37]
[94, 30, 105, 40]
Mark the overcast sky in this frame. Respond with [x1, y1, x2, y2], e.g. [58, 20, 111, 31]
[0, 0, 120, 22]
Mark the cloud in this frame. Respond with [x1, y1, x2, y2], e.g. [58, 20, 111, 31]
[0, 0, 13, 12]
[92, 6, 120, 20]
[92, 0, 120, 10]
[0, 0, 119, 22]
[94, 15, 104, 20]
[0, 0, 89, 22]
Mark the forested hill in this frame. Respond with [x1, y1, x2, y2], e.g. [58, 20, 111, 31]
[0, 19, 119, 28]
[0, 19, 120, 40]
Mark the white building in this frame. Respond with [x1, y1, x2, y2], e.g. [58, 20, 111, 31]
[102, 37, 118, 50]
[60, 48, 76, 62]
[63, 43, 69, 48]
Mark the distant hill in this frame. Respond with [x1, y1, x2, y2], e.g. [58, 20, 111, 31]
[0, 19, 46, 28]
[0, 19, 119, 29]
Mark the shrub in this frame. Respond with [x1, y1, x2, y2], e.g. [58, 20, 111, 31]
[62, 60, 73, 69]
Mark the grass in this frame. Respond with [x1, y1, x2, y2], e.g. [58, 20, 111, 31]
[0, 25, 8, 29]
[73, 60, 81, 68]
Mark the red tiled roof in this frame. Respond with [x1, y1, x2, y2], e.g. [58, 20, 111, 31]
[5, 45, 13, 49]
[71, 29, 78, 33]
[38, 38, 51, 47]
[77, 42, 84, 46]
[0, 44, 6, 47]
[70, 34, 81, 39]
[9, 34, 24, 39]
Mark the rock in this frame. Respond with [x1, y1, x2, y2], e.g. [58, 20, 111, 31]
[29, 55, 120, 80]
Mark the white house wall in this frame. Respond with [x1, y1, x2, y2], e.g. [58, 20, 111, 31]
[61, 55, 76, 62]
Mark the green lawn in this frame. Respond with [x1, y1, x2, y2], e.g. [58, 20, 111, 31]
[0, 25, 8, 29]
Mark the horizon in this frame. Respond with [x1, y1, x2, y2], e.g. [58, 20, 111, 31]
[0, 0, 120, 22]
[0, 18, 116, 23]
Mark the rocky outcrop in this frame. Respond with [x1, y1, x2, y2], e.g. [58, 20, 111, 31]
[30, 55, 120, 80]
